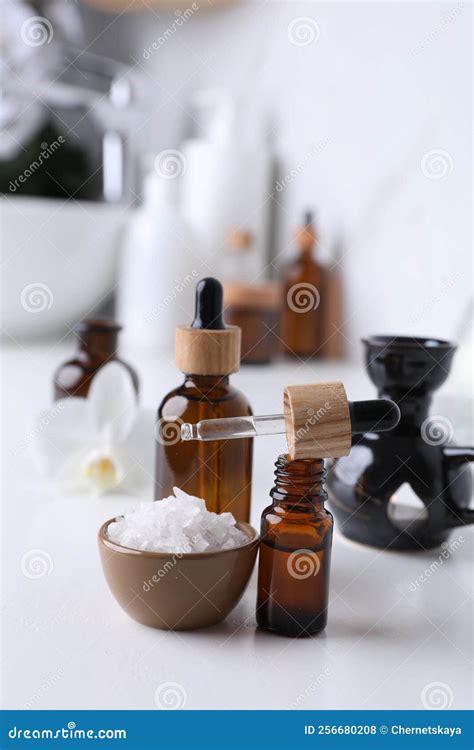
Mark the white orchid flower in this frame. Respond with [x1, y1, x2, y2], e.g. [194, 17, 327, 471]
[32, 362, 154, 496]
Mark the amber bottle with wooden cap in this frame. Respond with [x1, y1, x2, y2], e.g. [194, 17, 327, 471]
[280, 210, 324, 358]
[256, 382, 400, 636]
[154, 277, 253, 522]
[53, 319, 139, 400]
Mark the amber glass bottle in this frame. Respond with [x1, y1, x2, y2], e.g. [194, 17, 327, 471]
[280, 211, 324, 358]
[257, 454, 333, 637]
[53, 319, 139, 399]
[154, 278, 253, 522]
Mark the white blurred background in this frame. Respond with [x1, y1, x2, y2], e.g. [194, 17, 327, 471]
[83, 0, 472, 342]
[1, 0, 472, 347]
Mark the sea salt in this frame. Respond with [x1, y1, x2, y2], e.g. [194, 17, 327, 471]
[107, 487, 249, 553]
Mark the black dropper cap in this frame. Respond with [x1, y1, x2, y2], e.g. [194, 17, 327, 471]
[191, 277, 226, 331]
[349, 399, 401, 437]
[304, 209, 314, 227]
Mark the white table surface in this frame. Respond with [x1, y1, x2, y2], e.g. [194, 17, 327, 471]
[1, 341, 472, 711]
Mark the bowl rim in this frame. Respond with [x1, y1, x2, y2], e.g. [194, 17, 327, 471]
[98, 518, 259, 559]
[361, 335, 456, 351]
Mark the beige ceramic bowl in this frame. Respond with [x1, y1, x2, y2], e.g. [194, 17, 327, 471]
[98, 519, 259, 630]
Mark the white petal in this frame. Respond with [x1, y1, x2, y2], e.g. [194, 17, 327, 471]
[87, 362, 137, 443]
[119, 409, 156, 493]
[31, 399, 91, 476]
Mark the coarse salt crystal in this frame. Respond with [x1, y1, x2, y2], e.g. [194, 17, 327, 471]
[107, 487, 249, 553]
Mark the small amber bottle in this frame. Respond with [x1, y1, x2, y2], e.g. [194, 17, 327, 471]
[280, 211, 324, 358]
[257, 454, 333, 637]
[154, 278, 253, 522]
[53, 319, 139, 400]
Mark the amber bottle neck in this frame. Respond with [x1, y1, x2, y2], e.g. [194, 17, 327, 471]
[270, 454, 326, 508]
[75, 321, 120, 361]
[183, 373, 230, 390]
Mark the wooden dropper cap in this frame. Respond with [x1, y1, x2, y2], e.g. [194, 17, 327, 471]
[295, 210, 317, 252]
[175, 277, 241, 376]
[284, 381, 352, 460]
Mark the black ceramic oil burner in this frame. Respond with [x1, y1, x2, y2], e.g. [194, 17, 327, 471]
[327, 336, 473, 550]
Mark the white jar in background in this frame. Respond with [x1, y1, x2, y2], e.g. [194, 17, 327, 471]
[181, 90, 272, 280]
[117, 170, 198, 354]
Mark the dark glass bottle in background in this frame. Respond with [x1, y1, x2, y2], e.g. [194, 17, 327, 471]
[280, 211, 324, 358]
[257, 454, 333, 637]
[155, 278, 253, 522]
[53, 319, 139, 399]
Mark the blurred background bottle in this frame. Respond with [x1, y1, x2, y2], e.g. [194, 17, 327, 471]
[280, 211, 324, 358]
[117, 167, 196, 354]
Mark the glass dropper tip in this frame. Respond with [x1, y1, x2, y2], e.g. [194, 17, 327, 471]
[180, 423, 198, 441]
